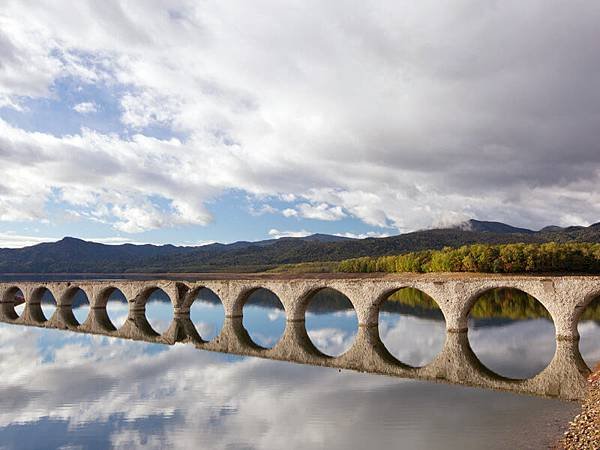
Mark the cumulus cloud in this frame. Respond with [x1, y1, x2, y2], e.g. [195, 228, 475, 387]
[248, 203, 277, 217]
[120, 90, 178, 129]
[0, 120, 214, 232]
[1, 1, 600, 233]
[0, 232, 178, 248]
[289, 203, 347, 221]
[282, 208, 298, 218]
[306, 327, 356, 357]
[0, 232, 58, 248]
[268, 228, 390, 240]
[268, 228, 312, 239]
[334, 231, 390, 239]
[73, 101, 97, 114]
[468, 320, 556, 379]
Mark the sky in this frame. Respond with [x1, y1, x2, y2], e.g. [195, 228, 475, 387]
[1, 1, 600, 247]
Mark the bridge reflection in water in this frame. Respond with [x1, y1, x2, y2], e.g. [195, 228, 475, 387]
[0, 275, 597, 401]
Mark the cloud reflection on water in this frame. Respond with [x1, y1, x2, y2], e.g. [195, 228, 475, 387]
[379, 314, 446, 367]
[0, 321, 578, 450]
[579, 320, 600, 369]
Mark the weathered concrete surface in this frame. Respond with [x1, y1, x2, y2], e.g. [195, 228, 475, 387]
[0, 274, 597, 400]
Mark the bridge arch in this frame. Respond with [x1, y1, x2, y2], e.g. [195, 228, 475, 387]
[238, 287, 287, 349]
[132, 285, 165, 309]
[55, 285, 91, 327]
[1, 286, 25, 320]
[29, 286, 58, 323]
[182, 285, 216, 310]
[292, 284, 360, 318]
[462, 284, 548, 325]
[574, 287, 600, 370]
[57, 285, 80, 306]
[376, 286, 447, 368]
[228, 285, 290, 318]
[94, 286, 129, 330]
[123, 282, 189, 310]
[94, 286, 125, 308]
[466, 286, 556, 380]
[184, 286, 225, 342]
[573, 286, 600, 330]
[302, 286, 359, 358]
[138, 287, 175, 335]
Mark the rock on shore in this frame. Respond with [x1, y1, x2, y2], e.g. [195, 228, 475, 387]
[560, 369, 600, 448]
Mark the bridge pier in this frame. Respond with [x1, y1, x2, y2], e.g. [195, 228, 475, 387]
[118, 309, 161, 341]
[48, 305, 79, 330]
[336, 325, 411, 375]
[83, 307, 118, 333]
[272, 319, 327, 364]
[162, 313, 202, 345]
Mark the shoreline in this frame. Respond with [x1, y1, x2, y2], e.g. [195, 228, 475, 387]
[560, 369, 600, 448]
[3, 271, 600, 281]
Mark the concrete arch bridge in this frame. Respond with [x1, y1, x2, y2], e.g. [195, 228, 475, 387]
[1, 273, 598, 401]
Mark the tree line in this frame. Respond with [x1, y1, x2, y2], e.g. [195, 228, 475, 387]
[336, 242, 600, 274]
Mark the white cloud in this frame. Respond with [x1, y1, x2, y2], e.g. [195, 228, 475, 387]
[0, 232, 58, 248]
[468, 320, 556, 379]
[193, 240, 217, 247]
[294, 203, 346, 221]
[430, 212, 472, 231]
[120, 90, 178, 129]
[248, 203, 277, 216]
[282, 208, 298, 218]
[86, 236, 167, 246]
[73, 101, 98, 114]
[306, 327, 356, 357]
[268, 228, 312, 239]
[0, 1, 600, 233]
[268, 228, 391, 241]
[333, 231, 389, 239]
[0, 120, 214, 232]
[0, 14, 62, 102]
[282, 203, 348, 221]
[0, 232, 190, 248]
[279, 194, 296, 202]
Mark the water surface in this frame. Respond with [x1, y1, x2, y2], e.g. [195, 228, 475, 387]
[0, 286, 584, 449]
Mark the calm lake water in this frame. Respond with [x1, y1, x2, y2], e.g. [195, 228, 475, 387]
[1, 281, 597, 449]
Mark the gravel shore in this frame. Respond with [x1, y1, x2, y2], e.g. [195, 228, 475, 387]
[560, 371, 600, 449]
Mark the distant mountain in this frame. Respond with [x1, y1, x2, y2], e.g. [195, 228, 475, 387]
[2, 220, 600, 273]
[539, 225, 565, 232]
[297, 233, 353, 242]
[462, 219, 534, 234]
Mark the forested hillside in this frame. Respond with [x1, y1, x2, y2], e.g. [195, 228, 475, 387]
[2, 220, 600, 273]
[336, 242, 600, 274]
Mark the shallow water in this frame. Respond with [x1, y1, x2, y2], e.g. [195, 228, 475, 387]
[1, 285, 590, 449]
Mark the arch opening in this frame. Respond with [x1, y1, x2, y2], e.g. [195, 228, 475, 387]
[242, 288, 286, 349]
[144, 288, 174, 335]
[105, 288, 129, 330]
[36, 288, 57, 322]
[70, 288, 90, 325]
[305, 288, 358, 357]
[189, 287, 224, 342]
[468, 287, 555, 380]
[577, 294, 600, 370]
[2, 287, 25, 319]
[378, 287, 446, 367]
